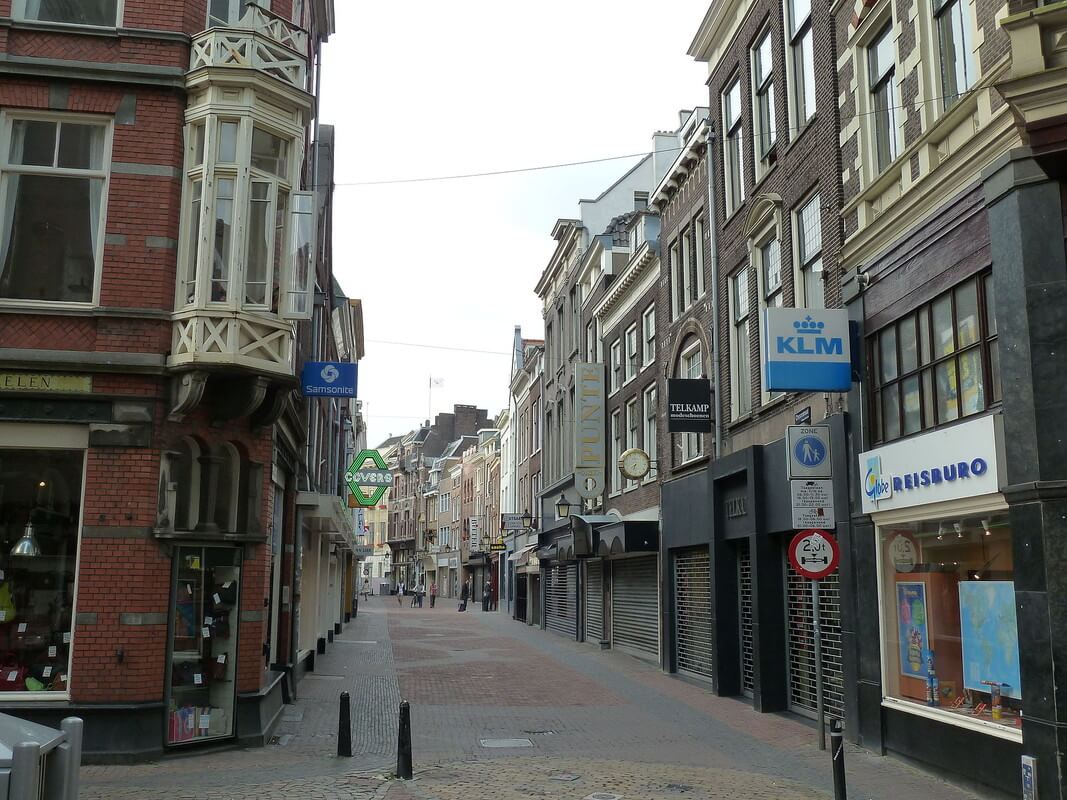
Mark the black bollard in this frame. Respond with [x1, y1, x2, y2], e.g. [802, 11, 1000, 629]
[396, 700, 413, 779]
[337, 691, 352, 757]
[830, 718, 847, 800]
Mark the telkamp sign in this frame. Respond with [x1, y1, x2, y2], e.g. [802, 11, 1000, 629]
[574, 362, 606, 500]
[667, 378, 712, 433]
[762, 309, 851, 392]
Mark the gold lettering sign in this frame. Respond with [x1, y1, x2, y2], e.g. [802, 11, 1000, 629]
[0, 373, 92, 394]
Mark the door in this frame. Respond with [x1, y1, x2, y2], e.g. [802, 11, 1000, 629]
[584, 560, 603, 645]
[674, 547, 713, 681]
[785, 557, 844, 720]
[611, 556, 659, 658]
[739, 540, 754, 697]
[543, 564, 575, 637]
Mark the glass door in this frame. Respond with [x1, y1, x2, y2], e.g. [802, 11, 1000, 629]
[166, 546, 240, 745]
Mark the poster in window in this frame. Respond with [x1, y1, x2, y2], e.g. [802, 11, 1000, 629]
[959, 581, 1022, 700]
[896, 581, 929, 678]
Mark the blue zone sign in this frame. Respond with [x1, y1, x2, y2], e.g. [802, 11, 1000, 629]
[301, 361, 358, 397]
[763, 309, 852, 392]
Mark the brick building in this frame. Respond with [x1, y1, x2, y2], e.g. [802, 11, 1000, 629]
[0, 0, 366, 760]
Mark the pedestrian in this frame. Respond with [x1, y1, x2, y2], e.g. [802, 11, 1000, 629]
[410, 580, 419, 607]
[482, 579, 491, 612]
[416, 580, 425, 608]
[430, 581, 438, 608]
[397, 580, 405, 606]
[458, 578, 469, 612]
[361, 577, 371, 600]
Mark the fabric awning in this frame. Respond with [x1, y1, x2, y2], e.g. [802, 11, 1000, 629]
[508, 543, 538, 562]
[595, 520, 660, 556]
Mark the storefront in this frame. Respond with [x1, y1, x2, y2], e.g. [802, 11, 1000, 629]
[595, 521, 659, 660]
[537, 526, 581, 639]
[856, 413, 1021, 785]
[582, 559, 603, 646]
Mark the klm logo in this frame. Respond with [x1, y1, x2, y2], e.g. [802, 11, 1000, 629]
[776, 317, 843, 356]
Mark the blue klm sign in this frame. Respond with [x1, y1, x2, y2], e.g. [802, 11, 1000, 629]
[763, 309, 852, 392]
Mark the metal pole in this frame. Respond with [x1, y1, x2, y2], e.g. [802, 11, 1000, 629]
[337, 691, 352, 757]
[10, 741, 41, 798]
[812, 578, 825, 750]
[397, 700, 413, 779]
[830, 718, 847, 800]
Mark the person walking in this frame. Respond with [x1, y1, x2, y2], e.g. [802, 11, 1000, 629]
[397, 580, 405, 606]
[482, 579, 491, 612]
[415, 580, 425, 608]
[361, 577, 371, 601]
[429, 581, 438, 608]
[458, 578, 469, 612]
[410, 579, 419, 607]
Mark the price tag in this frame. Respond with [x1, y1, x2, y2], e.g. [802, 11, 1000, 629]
[47, 646, 57, 658]
[201, 627, 211, 638]
[216, 654, 226, 664]
[6, 671, 16, 682]
[62, 632, 71, 644]
[193, 673, 203, 685]
[204, 616, 213, 626]
[42, 667, 52, 678]
[16, 623, 26, 633]
[199, 715, 210, 730]
[213, 593, 222, 605]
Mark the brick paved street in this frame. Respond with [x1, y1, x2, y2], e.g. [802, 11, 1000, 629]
[79, 599, 1008, 799]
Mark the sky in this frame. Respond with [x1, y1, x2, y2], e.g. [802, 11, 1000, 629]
[319, 1, 710, 448]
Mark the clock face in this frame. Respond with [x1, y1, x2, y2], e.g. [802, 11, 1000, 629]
[619, 448, 651, 480]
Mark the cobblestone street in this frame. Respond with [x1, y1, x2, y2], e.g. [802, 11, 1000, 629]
[80, 599, 1005, 799]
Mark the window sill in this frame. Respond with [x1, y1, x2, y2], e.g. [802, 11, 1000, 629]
[0, 298, 96, 313]
[1, 16, 120, 36]
[880, 698, 1023, 742]
[677, 454, 709, 470]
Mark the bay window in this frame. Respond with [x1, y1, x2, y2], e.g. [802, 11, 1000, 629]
[14, 0, 120, 26]
[208, 0, 270, 26]
[0, 114, 110, 305]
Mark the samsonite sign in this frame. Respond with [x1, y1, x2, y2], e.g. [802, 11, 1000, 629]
[762, 309, 851, 392]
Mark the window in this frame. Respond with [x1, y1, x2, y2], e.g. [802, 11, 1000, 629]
[643, 384, 658, 480]
[681, 228, 693, 307]
[759, 237, 783, 309]
[208, 0, 269, 26]
[625, 398, 639, 489]
[787, 0, 816, 127]
[752, 28, 777, 164]
[869, 273, 999, 444]
[694, 219, 706, 298]
[796, 193, 824, 308]
[16, 0, 120, 26]
[724, 77, 745, 215]
[642, 305, 656, 367]
[679, 341, 705, 462]
[670, 241, 684, 318]
[869, 23, 899, 172]
[585, 321, 596, 363]
[935, 0, 977, 109]
[532, 397, 541, 453]
[610, 410, 622, 494]
[877, 510, 1019, 732]
[625, 325, 638, 382]
[0, 115, 110, 304]
[610, 339, 622, 393]
[732, 269, 753, 417]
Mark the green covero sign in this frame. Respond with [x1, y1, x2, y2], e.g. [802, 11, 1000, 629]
[345, 449, 393, 507]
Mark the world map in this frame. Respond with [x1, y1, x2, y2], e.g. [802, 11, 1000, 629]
[959, 581, 1021, 700]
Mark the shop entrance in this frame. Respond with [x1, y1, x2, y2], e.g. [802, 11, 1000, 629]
[673, 547, 712, 681]
[785, 555, 844, 721]
[739, 540, 754, 698]
[544, 563, 576, 637]
[583, 560, 603, 645]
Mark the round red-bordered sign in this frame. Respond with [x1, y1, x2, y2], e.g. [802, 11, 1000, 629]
[788, 529, 840, 580]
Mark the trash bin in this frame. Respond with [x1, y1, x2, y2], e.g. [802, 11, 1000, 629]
[0, 713, 82, 799]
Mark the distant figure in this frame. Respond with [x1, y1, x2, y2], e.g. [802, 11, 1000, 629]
[397, 581, 405, 606]
[415, 581, 425, 608]
[361, 577, 371, 600]
[482, 579, 491, 612]
[430, 581, 438, 608]
[459, 579, 469, 612]
[410, 580, 419, 607]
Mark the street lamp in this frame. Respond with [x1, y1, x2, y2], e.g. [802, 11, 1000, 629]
[521, 509, 534, 529]
[555, 493, 571, 519]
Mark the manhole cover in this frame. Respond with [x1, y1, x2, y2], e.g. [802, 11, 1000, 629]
[550, 773, 580, 782]
[584, 794, 623, 800]
[479, 738, 534, 748]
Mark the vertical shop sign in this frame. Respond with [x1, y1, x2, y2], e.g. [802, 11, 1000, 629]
[896, 582, 929, 678]
[574, 362, 605, 499]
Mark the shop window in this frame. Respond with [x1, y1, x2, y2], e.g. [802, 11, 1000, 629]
[14, 0, 119, 26]
[158, 439, 202, 532]
[869, 273, 998, 444]
[878, 511, 1020, 732]
[0, 114, 110, 305]
[0, 447, 83, 694]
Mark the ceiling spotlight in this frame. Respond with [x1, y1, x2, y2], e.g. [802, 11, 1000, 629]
[982, 518, 992, 536]
[954, 522, 963, 539]
[37, 481, 46, 488]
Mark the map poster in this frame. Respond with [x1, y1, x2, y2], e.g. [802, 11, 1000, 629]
[896, 582, 929, 678]
[959, 581, 1022, 700]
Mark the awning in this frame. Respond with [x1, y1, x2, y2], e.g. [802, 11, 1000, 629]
[536, 515, 615, 561]
[508, 543, 538, 562]
[296, 491, 352, 543]
[595, 520, 660, 557]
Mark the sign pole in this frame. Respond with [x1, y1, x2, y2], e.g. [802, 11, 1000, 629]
[812, 577, 825, 750]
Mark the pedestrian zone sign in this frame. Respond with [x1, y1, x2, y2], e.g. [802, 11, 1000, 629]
[345, 449, 392, 507]
[786, 425, 832, 479]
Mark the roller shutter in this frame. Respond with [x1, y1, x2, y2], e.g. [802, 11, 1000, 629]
[674, 548, 712, 680]
[584, 560, 603, 644]
[544, 563, 577, 638]
[786, 560, 844, 720]
[739, 540, 754, 697]
[611, 556, 659, 657]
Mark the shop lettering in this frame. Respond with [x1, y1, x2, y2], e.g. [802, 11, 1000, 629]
[891, 458, 988, 493]
[725, 497, 747, 518]
[669, 403, 710, 414]
[774, 336, 843, 356]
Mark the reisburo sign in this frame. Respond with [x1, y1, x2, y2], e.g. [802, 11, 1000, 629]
[667, 378, 712, 433]
[762, 309, 851, 392]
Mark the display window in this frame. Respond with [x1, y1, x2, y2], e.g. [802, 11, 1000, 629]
[0, 447, 82, 695]
[877, 507, 1020, 734]
[166, 546, 240, 744]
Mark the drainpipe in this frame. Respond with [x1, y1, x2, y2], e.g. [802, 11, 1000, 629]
[704, 122, 722, 459]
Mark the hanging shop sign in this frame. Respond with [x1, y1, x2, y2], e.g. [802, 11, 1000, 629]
[351, 545, 373, 558]
[667, 378, 712, 433]
[300, 361, 357, 397]
[788, 529, 840, 580]
[469, 517, 481, 553]
[858, 414, 1003, 514]
[0, 372, 92, 393]
[786, 425, 832, 480]
[489, 540, 506, 552]
[790, 479, 835, 529]
[345, 449, 393, 507]
[574, 362, 606, 499]
[501, 513, 525, 531]
[762, 309, 851, 392]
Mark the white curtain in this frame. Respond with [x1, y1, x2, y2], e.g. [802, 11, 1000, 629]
[0, 122, 26, 292]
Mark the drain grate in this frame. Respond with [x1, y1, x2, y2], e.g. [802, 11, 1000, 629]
[584, 794, 623, 800]
[479, 738, 533, 748]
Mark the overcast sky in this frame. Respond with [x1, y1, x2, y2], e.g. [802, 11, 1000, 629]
[319, 1, 709, 448]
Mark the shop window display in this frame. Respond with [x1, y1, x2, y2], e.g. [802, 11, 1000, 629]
[878, 511, 1020, 730]
[0, 448, 82, 694]
[167, 546, 240, 744]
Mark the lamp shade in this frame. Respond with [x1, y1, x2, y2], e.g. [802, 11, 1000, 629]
[555, 493, 571, 519]
[521, 509, 533, 529]
[11, 521, 41, 558]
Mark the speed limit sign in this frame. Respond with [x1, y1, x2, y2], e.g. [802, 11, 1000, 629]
[788, 529, 840, 580]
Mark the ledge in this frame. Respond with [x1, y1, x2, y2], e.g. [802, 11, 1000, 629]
[0, 348, 166, 374]
[0, 16, 190, 44]
[0, 53, 185, 88]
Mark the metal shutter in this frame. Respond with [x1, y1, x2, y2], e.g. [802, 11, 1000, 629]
[611, 556, 659, 657]
[786, 560, 844, 720]
[544, 564, 577, 638]
[584, 560, 603, 644]
[674, 548, 712, 680]
[739, 540, 754, 697]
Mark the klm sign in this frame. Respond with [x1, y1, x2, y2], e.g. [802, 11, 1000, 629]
[763, 309, 852, 392]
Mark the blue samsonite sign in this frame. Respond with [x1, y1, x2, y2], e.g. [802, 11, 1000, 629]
[762, 309, 851, 392]
[301, 361, 357, 397]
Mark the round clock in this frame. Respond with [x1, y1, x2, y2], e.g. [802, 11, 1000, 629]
[619, 447, 651, 480]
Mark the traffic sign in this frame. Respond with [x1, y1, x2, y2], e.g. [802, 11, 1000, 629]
[790, 479, 835, 529]
[345, 449, 393, 507]
[786, 425, 832, 479]
[788, 529, 840, 580]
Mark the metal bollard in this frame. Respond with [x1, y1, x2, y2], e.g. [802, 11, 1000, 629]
[337, 691, 352, 757]
[10, 741, 41, 798]
[830, 718, 847, 800]
[396, 700, 413, 780]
